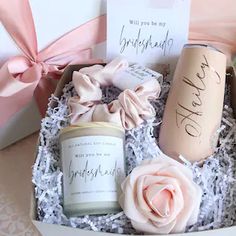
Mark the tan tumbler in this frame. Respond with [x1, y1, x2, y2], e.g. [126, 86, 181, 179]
[159, 44, 226, 162]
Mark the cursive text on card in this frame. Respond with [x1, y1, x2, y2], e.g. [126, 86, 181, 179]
[119, 25, 174, 56]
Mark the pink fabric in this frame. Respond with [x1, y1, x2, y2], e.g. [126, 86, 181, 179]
[119, 156, 202, 234]
[0, 0, 106, 127]
[68, 58, 161, 130]
[190, 0, 236, 60]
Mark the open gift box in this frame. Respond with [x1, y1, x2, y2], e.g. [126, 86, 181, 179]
[30, 64, 236, 236]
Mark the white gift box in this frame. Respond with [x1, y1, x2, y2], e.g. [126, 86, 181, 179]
[1, 0, 234, 235]
[0, 0, 106, 150]
[30, 65, 236, 236]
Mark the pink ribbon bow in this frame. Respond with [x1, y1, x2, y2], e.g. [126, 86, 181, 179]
[0, 0, 106, 127]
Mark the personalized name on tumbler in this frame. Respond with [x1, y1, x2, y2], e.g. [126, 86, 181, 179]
[159, 44, 226, 162]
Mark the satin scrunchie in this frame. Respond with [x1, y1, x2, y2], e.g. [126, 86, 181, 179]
[68, 57, 161, 130]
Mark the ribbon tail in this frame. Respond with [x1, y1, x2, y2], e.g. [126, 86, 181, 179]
[0, 0, 38, 60]
[34, 79, 57, 117]
[0, 62, 38, 96]
[38, 15, 107, 62]
[0, 61, 39, 127]
[0, 86, 38, 129]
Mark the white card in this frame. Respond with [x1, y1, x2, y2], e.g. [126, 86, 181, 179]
[107, 0, 191, 74]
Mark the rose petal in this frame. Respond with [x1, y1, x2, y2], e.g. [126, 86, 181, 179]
[136, 175, 184, 226]
[160, 166, 202, 232]
[129, 164, 166, 186]
[141, 175, 178, 189]
[136, 175, 175, 214]
[136, 176, 153, 212]
[142, 175, 184, 219]
[119, 176, 148, 223]
[158, 164, 193, 181]
[146, 155, 193, 180]
[172, 183, 202, 233]
[132, 218, 176, 235]
[145, 184, 173, 217]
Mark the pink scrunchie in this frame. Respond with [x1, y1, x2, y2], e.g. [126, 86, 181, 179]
[68, 58, 161, 130]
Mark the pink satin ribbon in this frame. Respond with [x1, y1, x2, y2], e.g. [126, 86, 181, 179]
[189, 0, 236, 60]
[69, 58, 161, 130]
[0, 0, 106, 127]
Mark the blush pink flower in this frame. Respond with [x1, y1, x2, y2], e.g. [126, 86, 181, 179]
[119, 156, 202, 234]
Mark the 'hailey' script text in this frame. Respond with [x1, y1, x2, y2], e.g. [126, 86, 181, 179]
[175, 55, 221, 137]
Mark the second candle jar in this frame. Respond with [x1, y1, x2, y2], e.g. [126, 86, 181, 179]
[159, 44, 226, 162]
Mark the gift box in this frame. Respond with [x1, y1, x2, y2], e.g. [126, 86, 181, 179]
[30, 64, 236, 236]
[0, 0, 106, 149]
[0, 0, 234, 234]
[1, 0, 235, 150]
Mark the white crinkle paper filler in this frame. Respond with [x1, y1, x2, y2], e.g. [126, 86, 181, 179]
[32, 80, 236, 234]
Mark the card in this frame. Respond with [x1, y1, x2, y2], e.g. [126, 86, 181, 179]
[107, 0, 191, 75]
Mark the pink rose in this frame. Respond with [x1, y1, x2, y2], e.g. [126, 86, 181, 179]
[119, 156, 202, 234]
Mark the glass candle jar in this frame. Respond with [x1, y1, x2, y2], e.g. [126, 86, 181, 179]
[59, 122, 125, 217]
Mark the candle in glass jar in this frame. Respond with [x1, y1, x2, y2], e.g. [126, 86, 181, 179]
[159, 44, 226, 162]
[59, 122, 125, 216]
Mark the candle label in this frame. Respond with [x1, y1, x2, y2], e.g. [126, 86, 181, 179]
[112, 64, 163, 90]
[61, 136, 125, 205]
